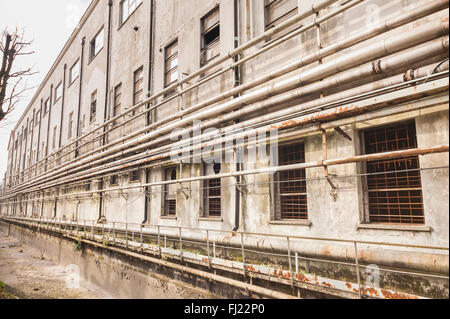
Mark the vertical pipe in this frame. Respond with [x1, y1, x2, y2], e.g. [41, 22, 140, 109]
[75, 37, 86, 158]
[240, 233, 246, 278]
[354, 242, 362, 298]
[102, 0, 113, 148]
[35, 100, 43, 175]
[45, 84, 53, 172]
[59, 64, 67, 149]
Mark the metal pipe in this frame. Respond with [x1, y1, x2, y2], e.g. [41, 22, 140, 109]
[5, 64, 448, 199]
[14, 0, 340, 182]
[8, 21, 448, 195]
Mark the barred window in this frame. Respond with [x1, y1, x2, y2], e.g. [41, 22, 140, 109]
[164, 39, 178, 97]
[362, 121, 425, 225]
[203, 162, 222, 217]
[164, 168, 177, 216]
[110, 174, 119, 186]
[264, 0, 298, 41]
[120, 0, 142, 25]
[201, 6, 220, 67]
[274, 142, 308, 220]
[130, 169, 141, 183]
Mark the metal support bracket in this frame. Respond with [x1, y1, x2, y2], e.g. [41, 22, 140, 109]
[334, 126, 352, 141]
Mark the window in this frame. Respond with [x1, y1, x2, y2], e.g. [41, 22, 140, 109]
[70, 60, 80, 84]
[201, 6, 220, 67]
[55, 82, 62, 102]
[85, 181, 91, 192]
[203, 162, 222, 217]
[273, 142, 308, 220]
[44, 98, 50, 115]
[120, 0, 142, 25]
[52, 126, 58, 150]
[90, 28, 104, 60]
[264, 0, 298, 41]
[90, 91, 97, 123]
[113, 83, 122, 117]
[130, 169, 141, 182]
[68, 112, 74, 140]
[133, 66, 144, 105]
[362, 121, 425, 225]
[23, 128, 27, 138]
[35, 110, 41, 125]
[163, 168, 177, 216]
[164, 40, 178, 91]
[110, 174, 119, 186]
[29, 120, 34, 133]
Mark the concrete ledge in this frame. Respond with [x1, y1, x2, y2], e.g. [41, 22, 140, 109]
[269, 220, 312, 227]
[198, 217, 223, 222]
[356, 224, 433, 232]
[160, 216, 177, 220]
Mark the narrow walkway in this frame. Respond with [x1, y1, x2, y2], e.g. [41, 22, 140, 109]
[0, 229, 110, 299]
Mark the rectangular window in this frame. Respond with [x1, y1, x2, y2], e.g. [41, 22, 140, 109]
[201, 6, 220, 67]
[90, 91, 97, 123]
[29, 120, 34, 133]
[164, 40, 178, 90]
[264, 0, 298, 41]
[44, 98, 50, 115]
[90, 28, 104, 60]
[163, 167, 177, 216]
[68, 112, 74, 139]
[133, 66, 144, 105]
[130, 169, 141, 182]
[203, 163, 222, 217]
[113, 83, 122, 118]
[52, 126, 57, 150]
[55, 82, 62, 102]
[362, 121, 425, 225]
[70, 60, 80, 84]
[110, 174, 119, 186]
[35, 110, 41, 125]
[85, 181, 91, 192]
[120, 0, 143, 25]
[274, 142, 308, 220]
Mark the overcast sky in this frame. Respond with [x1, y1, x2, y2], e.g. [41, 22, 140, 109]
[0, 0, 91, 183]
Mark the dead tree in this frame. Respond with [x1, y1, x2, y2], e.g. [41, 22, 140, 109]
[0, 28, 35, 124]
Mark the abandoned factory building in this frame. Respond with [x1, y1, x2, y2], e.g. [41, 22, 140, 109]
[0, 0, 449, 298]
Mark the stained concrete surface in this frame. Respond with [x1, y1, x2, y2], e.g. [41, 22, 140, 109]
[0, 228, 111, 299]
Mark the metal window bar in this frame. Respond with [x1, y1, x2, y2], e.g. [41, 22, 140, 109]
[363, 121, 425, 225]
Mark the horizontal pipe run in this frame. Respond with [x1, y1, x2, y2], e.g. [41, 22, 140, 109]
[8, 19, 449, 195]
[4, 70, 448, 199]
[14, 0, 340, 181]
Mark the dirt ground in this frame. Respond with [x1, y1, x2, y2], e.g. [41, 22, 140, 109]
[0, 229, 111, 299]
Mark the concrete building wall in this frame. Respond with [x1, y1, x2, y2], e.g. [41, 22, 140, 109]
[1, 0, 449, 276]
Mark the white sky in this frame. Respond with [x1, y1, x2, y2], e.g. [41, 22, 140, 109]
[0, 0, 91, 183]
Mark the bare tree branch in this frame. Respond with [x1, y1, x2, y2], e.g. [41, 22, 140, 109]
[0, 27, 35, 123]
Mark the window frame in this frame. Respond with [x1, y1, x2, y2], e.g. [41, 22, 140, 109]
[163, 167, 177, 217]
[202, 162, 222, 218]
[54, 82, 63, 103]
[69, 59, 80, 84]
[264, 0, 299, 42]
[360, 121, 425, 225]
[164, 39, 179, 93]
[272, 141, 308, 221]
[200, 5, 221, 67]
[89, 27, 104, 61]
[129, 169, 141, 183]
[119, 0, 143, 27]
[90, 90, 97, 123]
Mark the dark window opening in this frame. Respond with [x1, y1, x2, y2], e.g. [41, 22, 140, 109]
[130, 170, 140, 182]
[203, 162, 221, 217]
[110, 175, 119, 186]
[164, 167, 177, 216]
[363, 121, 425, 225]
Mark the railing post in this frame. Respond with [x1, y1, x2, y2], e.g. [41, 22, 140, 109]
[113, 222, 116, 244]
[102, 222, 105, 240]
[354, 241, 362, 299]
[287, 236, 294, 292]
[126, 223, 129, 249]
[206, 230, 211, 268]
[179, 227, 183, 261]
[241, 233, 246, 278]
[140, 224, 143, 251]
[91, 220, 94, 241]
[157, 225, 161, 257]
[295, 252, 299, 275]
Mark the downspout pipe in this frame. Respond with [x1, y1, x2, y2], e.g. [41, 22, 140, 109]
[59, 64, 67, 149]
[45, 84, 53, 172]
[103, 0, 113, 146]
[75, 37, 86, 158]
[143, 0, 155, 225]
[36, 99, 43, 164]
[233, 0, 241, 232]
